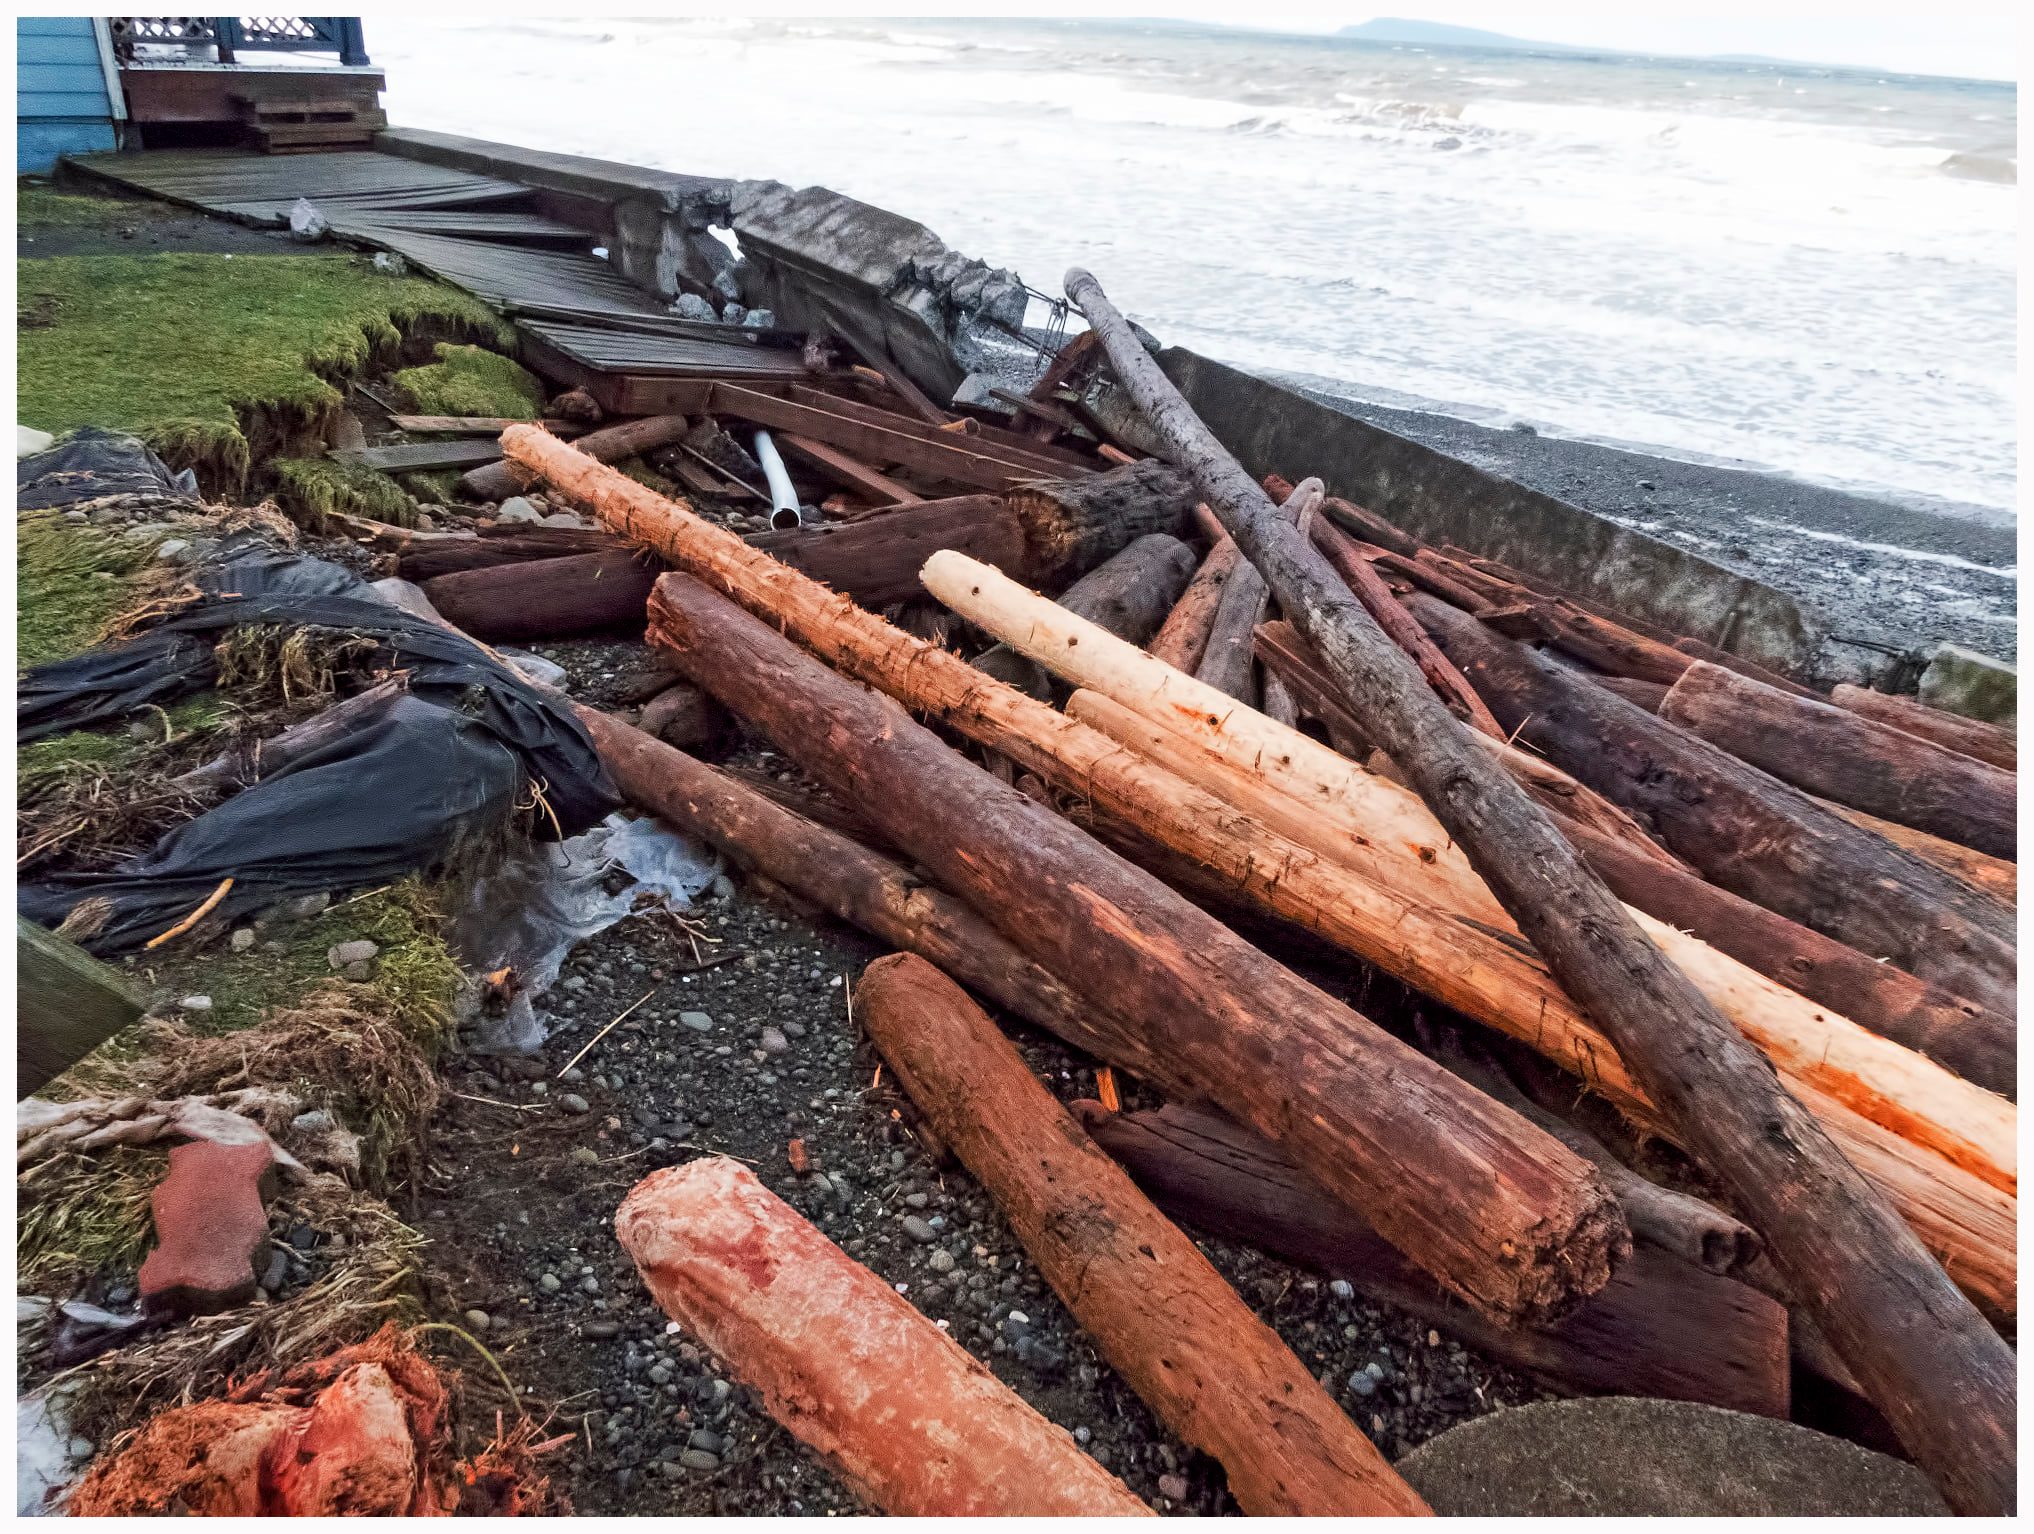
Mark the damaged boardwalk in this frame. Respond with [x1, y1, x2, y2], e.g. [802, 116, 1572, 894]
[15, 128, 2010, 1519]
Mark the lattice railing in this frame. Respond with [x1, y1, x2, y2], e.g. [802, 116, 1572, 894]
[110, 17, 369, 66]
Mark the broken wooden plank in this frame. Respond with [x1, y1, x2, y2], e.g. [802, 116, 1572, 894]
[775, 433, 924, 506]
[17, 919, 147, 1097]
[330, 439, 507, 473]
[385, 415, 585, 436]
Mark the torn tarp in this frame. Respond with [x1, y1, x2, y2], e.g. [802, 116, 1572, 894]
[17, 543, 619, 952]
[16, 426, 198, 509]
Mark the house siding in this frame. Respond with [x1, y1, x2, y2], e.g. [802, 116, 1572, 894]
[18, 17, 120, 173]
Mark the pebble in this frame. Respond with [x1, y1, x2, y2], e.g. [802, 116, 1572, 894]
[1347, 1370, 1376, 1397]
[230, 928, 257, 952]
[927, 1249, 957, 1273]
[178, 995, 213, 1012]
[900, 1215, 938, 1244]
[1158, 1474, 1189, 1502]
[569, 1145, 600, 1166]
[559, 1093, 591, 1114]
[326, 939, 380, 970]
[758, 1027, 790, 1055]
[153, 538, 192, 564]
[678, 1449, 721, 1472]
[495, 496, 544, 524]
[540, 1273, 563, 1294]
[464, 1309, 492, 1332]
[680, 1011, 715, 1033]
[583, 1319, 621, 1340]
[259, 1248, 289, 1293]
[1328, 1279, 1355, 1300]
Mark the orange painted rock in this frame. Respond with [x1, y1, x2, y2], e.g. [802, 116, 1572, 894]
[266, 1362, 425, 1515]
[138, 1138, 276, 1318]
[69, 1402, 302, 1516]
[616, 1157, 1152, 1516]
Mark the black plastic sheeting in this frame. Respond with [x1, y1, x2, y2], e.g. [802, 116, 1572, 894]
[18, 544, 619, 953]
[17, 427, 198, 510]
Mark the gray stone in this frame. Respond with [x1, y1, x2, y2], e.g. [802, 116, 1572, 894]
[1157, 1474, 1189, 1502]
[326, 939, 380, 970]
[569, 1146, 601, 1167]
[463, 1309, 492, 1332]
[177, 995, 213, 1012]
[758, 1027, 790, 1056]
[1328, 1278, 1354, 1300]
[290, 1109, 336, 1135]
[721, 302, 745, 323]
[900, 1215, 938, 1244]
[741, 308, 774, 328]
[1346, 1371, 1375, 1398]
[680, 1011, 714, 1033]
[286, 892, 331, 920]
[153, 539, 193, 564]
[584, 1319, 621, 1339]
[539, 512, 590, 529]
[710, 873, 737, 902]
[1394, 1397, 1947, 1517]
[539, 1273, 563, 1294]
[672, 292, 718, 322]
[1918, 641, 2015, 726]
[679, 1448, 721, 1472]
[495, 496, 544, 525]
[927, 1249, 957, 1273]
[229, 927, 257, 953]
[559, 1093, 591, 1115]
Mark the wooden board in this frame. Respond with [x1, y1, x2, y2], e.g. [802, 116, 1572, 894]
[330, 439, 511, 473]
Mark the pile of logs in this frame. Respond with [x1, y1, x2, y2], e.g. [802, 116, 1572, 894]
[482, 270, 2013, 1516]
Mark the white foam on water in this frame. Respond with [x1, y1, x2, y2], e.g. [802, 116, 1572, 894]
[371, 16, 2018, 522]
[1740, 517, 2016, 578]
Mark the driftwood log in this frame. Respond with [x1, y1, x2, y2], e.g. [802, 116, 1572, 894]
[858, 953, 1430, 1516]
[1148, 536, 1243, 671]
[1064, 267, 2015, 1514]
[1194, 539, 1274, 704]
[647, 572, 1624, 1325]
[1832, 683, 2016, 771]
[1822, 801, 2016, 905]
[974, 533, 1194, 697]
[422, 549, 660, 641]
[1004, 458, 1197, 576]
[1414, 594, 2017, 1017]
[459, 412, 695, 502]
[1661, 661, 2015, 858]
[1078, 1102, 1789, 1420]
[395, 524, 618, 582]
[501, 428, 2012, 1331]
[615, 1158, 1151, 1516]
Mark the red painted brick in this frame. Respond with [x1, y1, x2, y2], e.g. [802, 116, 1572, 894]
[138, 1138, 276, 1318]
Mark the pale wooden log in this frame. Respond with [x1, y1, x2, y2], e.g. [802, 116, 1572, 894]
[1260, 669, 1300, 728]
[858, 953, 1430, 1516]
[648, 572, 1625, 1326]
[1147, 536, 1242, 671]
[615, 1158, 1152, 1516]
[1416, 596, 2017, 1016]
[1063, 267, 2015, 1514]
[973, 534, 1194, 698]
[935, 558, 2014, 1202]
[1078, 1101, 1790, 1420]
[1661, 660, 2015, 859]
[1833, 683, 2016, 771]
[1823, 800, 2016, 904]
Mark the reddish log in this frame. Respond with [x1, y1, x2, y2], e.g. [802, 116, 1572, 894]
[1833, 683, 2016, 771]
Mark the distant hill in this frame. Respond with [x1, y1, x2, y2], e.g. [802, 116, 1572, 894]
[1333, 18, 1587, 53]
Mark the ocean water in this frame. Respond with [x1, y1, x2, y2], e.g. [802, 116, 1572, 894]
[373, 16, 2018, 522]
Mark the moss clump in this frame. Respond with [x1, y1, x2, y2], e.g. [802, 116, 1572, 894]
[391, 341, 545, 419]
[15, 511, 167, 669]
[16, 252, 509, 496]
[398, 468, 463, 505]
[273, 455, 418, 528]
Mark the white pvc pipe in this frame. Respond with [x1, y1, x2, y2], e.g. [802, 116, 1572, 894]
[752, 430, 804, 530]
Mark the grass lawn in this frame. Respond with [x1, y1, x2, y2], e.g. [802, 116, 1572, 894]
[17, 249, 510, 495]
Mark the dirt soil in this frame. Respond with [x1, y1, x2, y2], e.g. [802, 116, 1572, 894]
[411, 635, 1547, 1517]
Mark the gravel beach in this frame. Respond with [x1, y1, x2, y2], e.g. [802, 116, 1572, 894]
[1296, 383, 2018, 664]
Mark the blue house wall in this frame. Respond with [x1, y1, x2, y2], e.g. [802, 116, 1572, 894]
[18, 17, 121, 173]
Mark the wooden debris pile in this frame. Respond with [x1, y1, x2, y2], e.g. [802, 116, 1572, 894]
[466, 270, 2010, 1516]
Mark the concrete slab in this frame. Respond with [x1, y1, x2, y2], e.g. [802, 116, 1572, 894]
[1918, 642, 2016, 726]
[1396, 1396, 1947, 1516]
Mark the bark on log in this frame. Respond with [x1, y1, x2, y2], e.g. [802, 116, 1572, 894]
[1064, 267, 2016, 1514]
[747, 495, 1026, 608]
[1587, 674, 1670, 712]
[1310, 523, 1504, 735]
[1833, 684, 2016, 771]
[395, 525, 620, 581]
[937, 560, 2014, 1204]
[422, 550, 661, 641]
[1414, 596, 2017, 1016]
[615, 1158, 1152, 1516]
[1263, 472, 1421, 558]
[1077, 1102, 1790, 1421]
[1004, 458, 1198, 580]
[636, 683, 725, 750]
[1148, 537, 1242, 671]
[647, 573, 1625, 1325]
[1661, 661, 2016, 859]
[1431, 1034, 1761, 1276]
[459, 413, 694, 502]
[974, 533, 1194, 698]
[857, 953, 1431, 1516]
[1822, 801, 2016, 905]
[1193, 542, 1272, 704]
[497, 428, 2011, 1330]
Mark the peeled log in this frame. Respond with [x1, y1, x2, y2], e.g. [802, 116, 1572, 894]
[615, 1158, 1152, 1516]
[1833, 683, 2016, 771]
[1078, 1102, 1790, 1421]
[1062, 268, 2016, 1514]
[648, 573, 1624, 1325]
[858, 953, 1430, 1516]
[1414, 596, 2017, 1017]
[1661, 660, 2015, 858]
[974, 533, 1194, 696]
[500, 429, 2011, 1328]
[1149, 537, 1243, 671]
